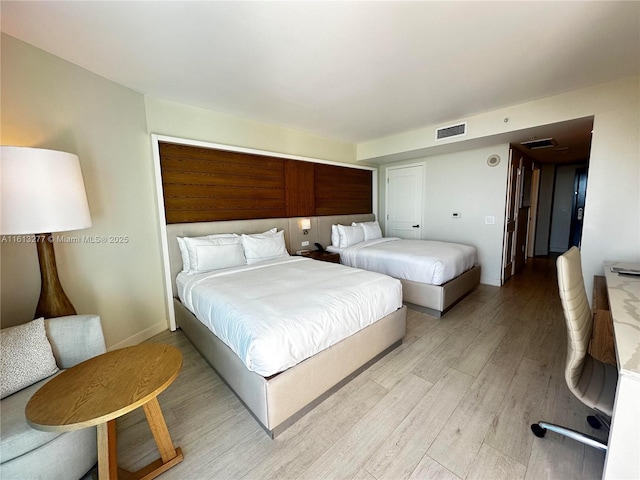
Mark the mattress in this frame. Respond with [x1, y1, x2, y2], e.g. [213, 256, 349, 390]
[328, 238, 477, 285]
[177, 256, 402, 377]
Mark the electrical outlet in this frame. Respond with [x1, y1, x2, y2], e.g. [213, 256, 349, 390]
[485, 216, 495, 225]
[301, 241, 309, 247]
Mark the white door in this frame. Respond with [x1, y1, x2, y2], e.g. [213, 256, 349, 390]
[386, 164, 424, 239]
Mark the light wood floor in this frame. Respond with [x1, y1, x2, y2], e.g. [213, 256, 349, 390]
[115, 257, 607, 480]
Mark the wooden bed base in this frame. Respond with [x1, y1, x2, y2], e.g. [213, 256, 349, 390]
[175, 299, 406, 437]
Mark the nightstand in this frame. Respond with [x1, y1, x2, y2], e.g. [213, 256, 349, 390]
[300, 250, 341, 264]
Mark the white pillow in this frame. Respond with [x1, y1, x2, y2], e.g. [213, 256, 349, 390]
[0, 318, 59, 399]
[176, 237, 191, 272]
[331, 225, 340, 247]
[337, 224, 365, 248]
[353, 221, 383, 241]
[177, 233, 238, 272]
[242, 229, 289, 264]
[180, 235, 246, 273]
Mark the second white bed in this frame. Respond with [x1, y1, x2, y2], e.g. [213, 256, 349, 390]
[328, 237, 477, 285]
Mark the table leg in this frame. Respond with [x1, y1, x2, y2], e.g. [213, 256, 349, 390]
[142, 397, 179, 462]
[119, 397, 183, 480]
[97, 420, 118, 480]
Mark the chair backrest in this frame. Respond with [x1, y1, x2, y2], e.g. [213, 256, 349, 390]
[556, 246, 593, 393]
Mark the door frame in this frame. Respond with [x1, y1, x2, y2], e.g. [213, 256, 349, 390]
[384, 162, 426, 238]
[527, 166, 541, 258]
[501, 149, 520, 284]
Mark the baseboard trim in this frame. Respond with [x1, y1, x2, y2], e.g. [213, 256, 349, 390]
[108, 320, 169, 350]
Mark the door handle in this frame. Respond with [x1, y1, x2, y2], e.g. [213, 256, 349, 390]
[412, 225, 420, 228]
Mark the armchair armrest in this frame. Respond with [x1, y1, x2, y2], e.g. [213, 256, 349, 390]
[44, 314, 107, 369]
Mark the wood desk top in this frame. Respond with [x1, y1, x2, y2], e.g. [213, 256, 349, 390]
[26, 343, 182, 432]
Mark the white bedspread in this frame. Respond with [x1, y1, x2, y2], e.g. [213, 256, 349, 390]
[328, 238, 477, 286]
[177, 256, 402, 377]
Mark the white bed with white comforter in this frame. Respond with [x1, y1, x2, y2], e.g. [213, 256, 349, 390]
[177, 256, 402, 377]
[166, 217, 407, 437]
[329, 237, 477, 286]
[320, 219, 481, 316]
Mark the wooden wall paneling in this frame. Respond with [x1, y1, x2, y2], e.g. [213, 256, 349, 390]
[158, 141, 373, 223]
[284, 160, 315, 217]
[159, 142, 286, 223]
[314, 163, 373, 215]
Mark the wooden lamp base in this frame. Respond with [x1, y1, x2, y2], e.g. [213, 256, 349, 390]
[34, 234, 76, 319]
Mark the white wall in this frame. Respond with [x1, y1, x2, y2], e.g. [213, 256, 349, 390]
[0, 34, 167, 348]
[361, 76, 640, 297]
[144, 96, 357, 165]
[379, 144, 510, 286]
[0, 35, 363, 347]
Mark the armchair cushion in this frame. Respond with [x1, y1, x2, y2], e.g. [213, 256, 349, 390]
[0, 318, 59, 399]
[0, 374, 63, 463]
[1, 314, 105, 480]
[45, 314, 107, 369]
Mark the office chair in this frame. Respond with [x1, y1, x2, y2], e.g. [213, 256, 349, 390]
[531, 247, 618, 451]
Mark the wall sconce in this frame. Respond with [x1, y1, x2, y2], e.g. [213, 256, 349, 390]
[300, 218, 311, 235]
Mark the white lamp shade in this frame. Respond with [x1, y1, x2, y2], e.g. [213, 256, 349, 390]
[300, 218, 311, 230]
[1, 147, 92, 234]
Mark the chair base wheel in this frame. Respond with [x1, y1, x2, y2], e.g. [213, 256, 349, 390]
[587, 415, 602, 429]
[531, 423, 547, 438]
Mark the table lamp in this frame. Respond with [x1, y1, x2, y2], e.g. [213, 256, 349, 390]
[1, 146, 92, 319]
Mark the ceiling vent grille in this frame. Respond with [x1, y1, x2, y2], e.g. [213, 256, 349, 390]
[521, 138, 557, 149]
[436, 122, 467, 140]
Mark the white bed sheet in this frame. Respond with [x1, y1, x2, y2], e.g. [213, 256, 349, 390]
[328, 238, 477, 286]
[177, 256, 402, 377]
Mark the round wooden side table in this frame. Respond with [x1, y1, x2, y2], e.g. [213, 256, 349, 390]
[26, 343, 183, 480]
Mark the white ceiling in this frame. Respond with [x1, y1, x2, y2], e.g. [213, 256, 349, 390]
[1, 1, 639, 146]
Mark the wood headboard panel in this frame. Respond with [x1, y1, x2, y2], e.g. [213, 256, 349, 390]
[159, 141, 373, 223]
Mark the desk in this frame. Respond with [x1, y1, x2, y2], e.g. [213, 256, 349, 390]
[602, 262, 640, 480]
[26, 344, 183, 480]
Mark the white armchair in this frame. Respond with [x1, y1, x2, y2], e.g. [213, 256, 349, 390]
[0, 314, 106, 480]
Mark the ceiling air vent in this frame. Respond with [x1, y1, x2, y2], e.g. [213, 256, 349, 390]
[436, 122, 467, 141]
[521, 137, 557, 149]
